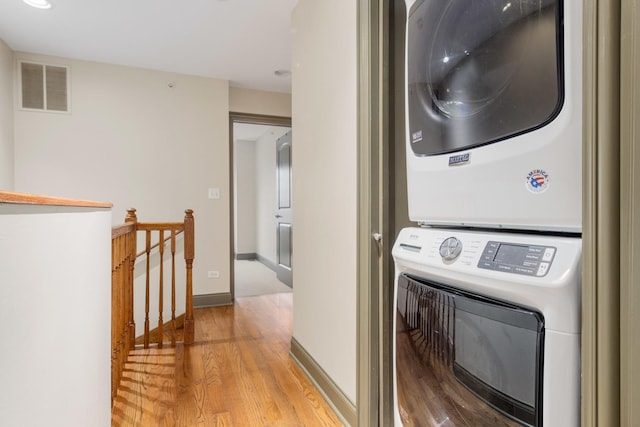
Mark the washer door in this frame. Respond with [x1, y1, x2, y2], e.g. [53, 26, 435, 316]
[395, 273, 544, 426]
[407, 0, 563, 155]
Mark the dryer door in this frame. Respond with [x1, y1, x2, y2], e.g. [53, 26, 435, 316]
[407, 0, 563, 156]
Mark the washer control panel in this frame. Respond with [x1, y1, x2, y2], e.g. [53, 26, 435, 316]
[477, 241, 556, 277]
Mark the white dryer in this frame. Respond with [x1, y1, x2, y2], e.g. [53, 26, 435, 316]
[404, 0, 582, 232]
[392, 227, 581, 427]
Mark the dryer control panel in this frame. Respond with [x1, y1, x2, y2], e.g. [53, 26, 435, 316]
[477, 241, 556, 277]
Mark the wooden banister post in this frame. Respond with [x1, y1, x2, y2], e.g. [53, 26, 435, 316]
[125, 208, 137, 350]
[125, 208, 137, 224]
[183, 209, 195, 345]
[157, 230, 165, 349]
[170, 230, 177, 346]
[144, 231, 151, 349]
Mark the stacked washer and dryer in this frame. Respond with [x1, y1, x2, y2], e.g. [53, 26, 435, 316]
[392, 0, 582, 426]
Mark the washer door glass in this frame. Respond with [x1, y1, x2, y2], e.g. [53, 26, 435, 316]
[407, 0, 563, 155]
[396, 273, 544, 426]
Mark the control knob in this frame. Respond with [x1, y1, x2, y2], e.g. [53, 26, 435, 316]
[439, 237, 463, 261]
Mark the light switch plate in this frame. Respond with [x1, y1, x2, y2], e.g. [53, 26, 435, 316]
[208, 188, 220, 199]
[207, 271, 219, 279]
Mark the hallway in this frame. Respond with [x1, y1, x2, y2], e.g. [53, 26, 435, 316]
[235, 260, 292, 298]
[111, 293, 343, 426]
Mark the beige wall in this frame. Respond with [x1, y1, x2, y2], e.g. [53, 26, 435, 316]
[234, 138, 257, 255]
[0, 39, 13, 190]
[13, 52, 230, 298]
[292, 0, 357, 403]
[229, 87, 291, 117]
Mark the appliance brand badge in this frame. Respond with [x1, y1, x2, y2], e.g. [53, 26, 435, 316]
[525, 169, 550, 193]
[411, 130, 423, 144]
[448, 153, 470, 166]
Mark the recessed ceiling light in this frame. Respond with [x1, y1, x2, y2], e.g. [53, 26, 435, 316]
[22, 0, 52, 9]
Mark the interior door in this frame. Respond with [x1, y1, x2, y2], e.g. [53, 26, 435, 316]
[276, 130, 292, 287]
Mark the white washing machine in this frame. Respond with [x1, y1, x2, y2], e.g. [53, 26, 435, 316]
[404, 0, 582, 232]
[392, 227, 581, 427]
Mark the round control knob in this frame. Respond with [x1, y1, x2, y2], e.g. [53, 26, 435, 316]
[439, 237, 463, 261]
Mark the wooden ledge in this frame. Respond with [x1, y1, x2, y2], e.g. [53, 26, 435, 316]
[0, 191, 112, 208]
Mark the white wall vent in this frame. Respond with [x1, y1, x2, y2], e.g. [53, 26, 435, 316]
[19, 61, 70, 113]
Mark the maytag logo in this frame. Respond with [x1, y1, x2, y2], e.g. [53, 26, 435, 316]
[448, 153, 470, 166]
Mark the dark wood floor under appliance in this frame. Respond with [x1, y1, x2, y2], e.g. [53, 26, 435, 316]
[111, 293, 344, 426]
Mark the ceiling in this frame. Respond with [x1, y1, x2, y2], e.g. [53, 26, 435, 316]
[233, 123, 289, 142]
[0, 0, 297, 93]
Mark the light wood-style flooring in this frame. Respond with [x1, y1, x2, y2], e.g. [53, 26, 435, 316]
[111, 293, 344, 426]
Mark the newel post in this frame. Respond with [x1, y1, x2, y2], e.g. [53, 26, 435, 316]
[125, 208, 137, 349]
[125, 208, 138, 224]
[183, 209, 195, 345]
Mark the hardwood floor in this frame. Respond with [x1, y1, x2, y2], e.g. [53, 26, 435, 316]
[112, 293, 344, 426]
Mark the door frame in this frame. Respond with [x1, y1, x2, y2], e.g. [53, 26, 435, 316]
[357, 0, 390, 425]
[583, 0, 640, 425]
[619, 0, 640, 423]
[228, 112, 292, 301]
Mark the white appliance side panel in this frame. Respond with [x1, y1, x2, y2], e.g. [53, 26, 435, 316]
[404, 0, 583, 232]
[543, 331, 581, 426]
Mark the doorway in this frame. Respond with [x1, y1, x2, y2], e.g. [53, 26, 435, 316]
[229, 112, 292, 300]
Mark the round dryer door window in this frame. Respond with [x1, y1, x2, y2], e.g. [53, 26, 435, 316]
[407, 0, 563, 156]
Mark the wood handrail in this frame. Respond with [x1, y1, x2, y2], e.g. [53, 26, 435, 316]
[112, 223, 136, 239]
[136, 223, 186, 231]
[0, 190, 112, 208]
[110, 208, 195, 405]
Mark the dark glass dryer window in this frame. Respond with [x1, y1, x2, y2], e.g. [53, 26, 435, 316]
[407, 0, 563, 155]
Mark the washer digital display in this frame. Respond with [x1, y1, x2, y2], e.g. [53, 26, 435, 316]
[478, 241, 556, 277]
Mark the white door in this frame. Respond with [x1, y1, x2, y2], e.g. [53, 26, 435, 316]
[275, 131, 292, 287]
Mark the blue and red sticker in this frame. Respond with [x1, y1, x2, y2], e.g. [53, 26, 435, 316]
[525, 169, 550, 193]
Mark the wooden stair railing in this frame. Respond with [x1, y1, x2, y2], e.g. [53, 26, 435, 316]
[110, 208, 195, 404]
